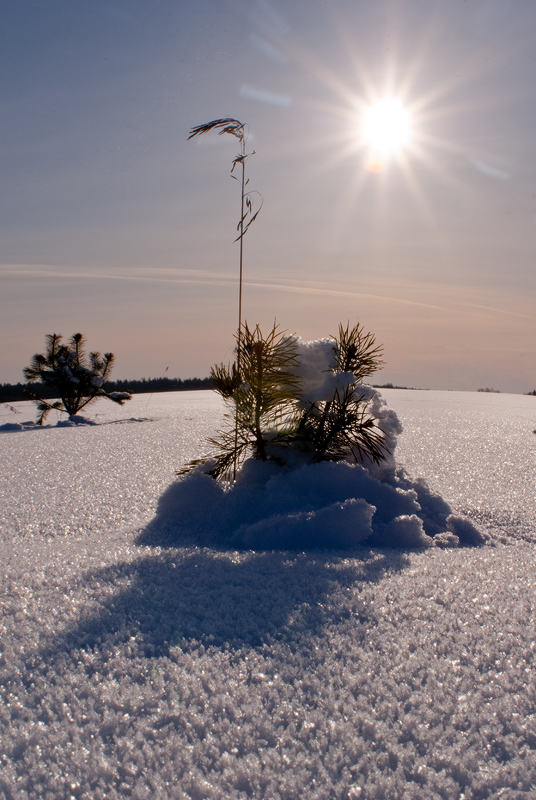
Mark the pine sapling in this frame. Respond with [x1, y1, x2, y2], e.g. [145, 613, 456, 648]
[24, 333, 131, 424]
[180, 322, 301, 480]
[294, 323, 388, 464]
[180, 320, 391, 481]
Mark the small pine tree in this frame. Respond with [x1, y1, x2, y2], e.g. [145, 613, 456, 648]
[182, 323, 301, 480]
[293, 323, 388, 464]
[24, 333, 131, 424]
[180, 321, 389, 481]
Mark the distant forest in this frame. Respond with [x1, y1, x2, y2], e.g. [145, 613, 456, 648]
[3, 378, 533, 404]
[1, 377, 421, 404]
[0, 376, 213, 403]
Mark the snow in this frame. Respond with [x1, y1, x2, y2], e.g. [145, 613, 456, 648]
[108, 391, 133, 401]
[292, 337, 347, 404]
[1, 389, 535, 799]
[149, 459, 485, 550]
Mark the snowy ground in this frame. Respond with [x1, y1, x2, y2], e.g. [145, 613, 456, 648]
[1, 389, 535, 799]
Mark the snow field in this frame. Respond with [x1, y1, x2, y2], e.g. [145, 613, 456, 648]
[391, 390, 536, 543]
[1, 390, 535, 798]
[0, 392, 225, 541]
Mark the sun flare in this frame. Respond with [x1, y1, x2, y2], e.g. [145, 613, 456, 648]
[361, 98, 411, 155]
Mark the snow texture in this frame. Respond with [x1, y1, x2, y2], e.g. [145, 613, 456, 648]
[1, 389, 535, 799]
[146, 459, 484, 551]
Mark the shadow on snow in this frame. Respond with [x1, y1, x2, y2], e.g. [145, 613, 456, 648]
[36, 547, 410, 665]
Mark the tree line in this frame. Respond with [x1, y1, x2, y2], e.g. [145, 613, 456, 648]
[0, 375, 213, 404]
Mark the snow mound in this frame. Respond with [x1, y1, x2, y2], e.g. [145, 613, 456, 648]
[140, 458, 486, 550]
[0, 422, 27, 432]
[141, 380, 485, 550]
[56, 414, 98, 426]
[0, 420, 42, 432]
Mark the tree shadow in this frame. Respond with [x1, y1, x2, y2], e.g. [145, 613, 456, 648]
[0, 416, 153, 433]
[37, 546, 410, 666]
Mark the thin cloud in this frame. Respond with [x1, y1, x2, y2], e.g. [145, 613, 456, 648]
[2, 264, 534, 324]
[239, 84, 292, 108]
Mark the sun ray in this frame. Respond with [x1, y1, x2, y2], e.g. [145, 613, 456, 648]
[252, 5, 536, 269]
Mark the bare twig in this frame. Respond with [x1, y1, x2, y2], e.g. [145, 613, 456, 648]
[188, 118, 263, 477]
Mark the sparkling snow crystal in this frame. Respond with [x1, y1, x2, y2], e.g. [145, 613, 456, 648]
[1, 390, 535, 800]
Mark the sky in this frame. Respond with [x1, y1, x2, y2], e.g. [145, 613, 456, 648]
[1, 0, 535, 392]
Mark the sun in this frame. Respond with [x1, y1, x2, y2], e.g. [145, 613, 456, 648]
[361, 98, 411, 156]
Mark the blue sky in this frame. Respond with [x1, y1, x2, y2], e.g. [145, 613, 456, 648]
[1, 0, 535, 391]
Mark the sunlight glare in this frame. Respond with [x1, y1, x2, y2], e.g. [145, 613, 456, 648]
[361, 98, 411, 155]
